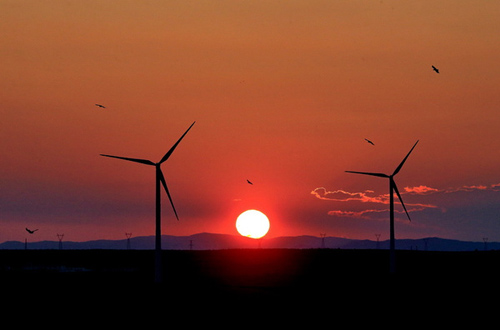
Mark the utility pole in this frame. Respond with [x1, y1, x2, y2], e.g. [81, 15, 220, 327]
[320, 233, 326, 249]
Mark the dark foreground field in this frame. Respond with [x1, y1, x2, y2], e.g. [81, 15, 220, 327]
[1, 249, 499, 319]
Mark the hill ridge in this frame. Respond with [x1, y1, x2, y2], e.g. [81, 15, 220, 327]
[1, 233, 498, 251]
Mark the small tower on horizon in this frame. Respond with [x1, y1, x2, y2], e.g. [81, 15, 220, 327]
[320, 233, 326, 249]
[125, 233, 132, 250]
[57, 233, 64, 250]
[423, 238, 429, 251]
[375, 234, 381, 250]
[483, 237, 488, 251]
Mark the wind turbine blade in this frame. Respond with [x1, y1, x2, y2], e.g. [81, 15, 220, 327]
[345, 171, 389, 178]
[159, 121, 196, 165]
[392, 179, 411, 221]
[100, 154, 155, 166]
[158, 169, 179, 221]
[392, 140, 419, 176]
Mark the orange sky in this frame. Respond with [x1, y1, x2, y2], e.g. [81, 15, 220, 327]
[1, 1, 499, 243]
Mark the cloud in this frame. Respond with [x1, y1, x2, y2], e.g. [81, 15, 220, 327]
[311, 186, 436, 209]
[327, 205, 437, 219]
[311, 187, 386, 204]
[310, 182, 500, 220]
[404, 183, 500, 194]
[447, 184, 490, 192]
[327, 209, 388, 219]
[404, 185, 440, 194]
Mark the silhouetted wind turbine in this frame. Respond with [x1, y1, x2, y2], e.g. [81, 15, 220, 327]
[346, 140, 419, 273]
[101, 121, 195, 283]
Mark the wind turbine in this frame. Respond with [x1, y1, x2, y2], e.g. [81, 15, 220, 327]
[346, 140, 419, 273]
[101, 121, 195, 283]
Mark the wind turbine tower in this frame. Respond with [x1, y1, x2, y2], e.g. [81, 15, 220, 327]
[101, 121, 195, 283]
[346, 140, 419, 273]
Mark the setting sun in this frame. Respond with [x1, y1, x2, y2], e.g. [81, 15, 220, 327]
[236, 210, 270, 239]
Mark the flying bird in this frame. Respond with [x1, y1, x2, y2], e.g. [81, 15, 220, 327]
[95, 104, 106, 108]
[365, 138, 375, 146]
[431, 65, 439, 74]
[25, 228, 38, 234]
[247, 179, 253, 185]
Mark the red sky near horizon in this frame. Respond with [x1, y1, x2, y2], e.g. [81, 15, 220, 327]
[1, 1, 499, 243]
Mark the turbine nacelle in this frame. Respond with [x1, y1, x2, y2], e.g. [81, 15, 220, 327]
[100, 121, 195, 221]
[345, 140, 419, 222]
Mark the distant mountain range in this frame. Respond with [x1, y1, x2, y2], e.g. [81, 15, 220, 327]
[1, 233, 498, 251]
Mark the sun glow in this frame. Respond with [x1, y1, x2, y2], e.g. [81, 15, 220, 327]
[236, 210, 270, 239]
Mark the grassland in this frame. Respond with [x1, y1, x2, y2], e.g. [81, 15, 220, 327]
[2, 248, 499, 320]
[2, 249, 499, 288]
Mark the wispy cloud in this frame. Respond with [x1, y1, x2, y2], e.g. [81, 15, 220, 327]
[327, 206, 436, 220]
[311, 186, 435, 208]
[311, 182, 500, 220]
[403, 183, 500, 194]
[327, 209, 388, 219]
[446, 184, 499, 193]
[311, 187, 385, 204]
[404, 185, 439, 194]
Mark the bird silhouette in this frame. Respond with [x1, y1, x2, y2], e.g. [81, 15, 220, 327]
[365, 138, 375, 145]
[95, 104, 106, 108]
[247, 179, 253, 185]
[25, 228, 38, 234]
[432, 65, 439, 74]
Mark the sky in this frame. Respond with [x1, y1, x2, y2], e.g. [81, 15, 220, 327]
[1, 0, 499, 243]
